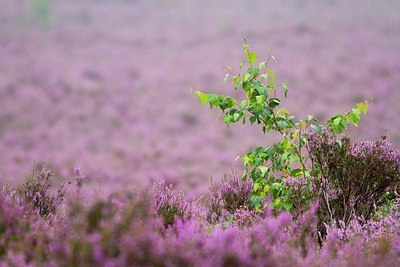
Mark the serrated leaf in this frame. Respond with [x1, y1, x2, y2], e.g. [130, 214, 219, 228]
[232, 75, 239, 84]
[195, 91, 208, 105]
[248, 51, 257, 66]
[250, 116, 257, 125]
[224, 115, 232, 127]
[254, 183, 260, 192]
[348, 108, 361, 126]
[233, 112, 240, 122]
[258, 166, 269, 175]
[242, 73, 251, 82]
[256, 95, 266, 104]
[333, 117, 341, 126]
[356, 102, 368, 115]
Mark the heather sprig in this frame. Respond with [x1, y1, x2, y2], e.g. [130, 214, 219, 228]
[153, 180, 193, 227]
[19, 164, 67, 219]
[207, 175, 253, 224]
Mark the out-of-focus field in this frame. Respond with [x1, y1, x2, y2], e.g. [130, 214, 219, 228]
[1, 0, 399, 194]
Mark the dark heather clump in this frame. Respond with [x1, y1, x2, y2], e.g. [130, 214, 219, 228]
[207, 175, 253, 224]
[307, 129, 400, 238]
[153, 180, 193, 227]
[19, 165, 67, 219]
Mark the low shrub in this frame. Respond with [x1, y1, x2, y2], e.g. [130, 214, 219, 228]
[19, 165, 67, 219]
[307, 129, 400, 236]
[153, 180, 193, 227]
[207, 175, 253, 224]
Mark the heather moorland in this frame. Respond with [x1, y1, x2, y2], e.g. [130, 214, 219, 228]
[1, 1, 400, 266]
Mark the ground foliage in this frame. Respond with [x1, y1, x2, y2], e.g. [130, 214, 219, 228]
[1, 166, 400, 266]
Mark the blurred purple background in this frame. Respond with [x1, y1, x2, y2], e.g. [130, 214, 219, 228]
[1, 0, 399, 194]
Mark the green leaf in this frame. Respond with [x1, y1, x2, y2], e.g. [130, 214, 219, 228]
[248, 67, 259, 77]
[269, 98, 280, 108]
[251, 195, 262, 207]
[263, 184, 270, 194]
[333, 117, 341, 126]
[348, 108, 361, 126]
[195, 91, 208, 105]
[232, 75, 239, 85]
[242, 170, 247, 180]
[224, 115, 232, 127]
[271, 182, 282, 197]
[256, 95, 266, 104]
[290, 169, 303, 177]
[243, 155, 251, 166]
[248, 52, 257, 66]
[277, 120, 289, 129]
[282, 201, 293, 211]
[281, 82, 288, 98]
[254, 182, 260, 192]
[233, 112, 240, 122]
[250, 116, 257, 125]
[356, 102, 368, 115]
[242, 73, 251, 82]
[258, 166, 269, 175]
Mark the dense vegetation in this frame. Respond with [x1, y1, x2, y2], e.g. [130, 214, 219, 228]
[1, 165, 400, 266]
[1, 45, 400, 266]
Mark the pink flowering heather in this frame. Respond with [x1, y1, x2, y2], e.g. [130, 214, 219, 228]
[1, 172, 400, 266]
[153, 180, 193, 227]
[207, 175, 253, 224]
[307, 128, 400, 239]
